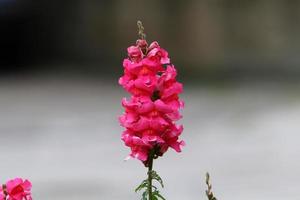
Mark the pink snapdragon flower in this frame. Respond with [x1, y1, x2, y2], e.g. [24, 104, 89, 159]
[147, 41, 170, 64]
[5, 178, 32, 200]
[119, 39, 184, 165]
[127, 46, 143, 62]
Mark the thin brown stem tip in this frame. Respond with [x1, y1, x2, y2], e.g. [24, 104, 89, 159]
[137, 20, 146, 40]
[205, 172, 217, 200]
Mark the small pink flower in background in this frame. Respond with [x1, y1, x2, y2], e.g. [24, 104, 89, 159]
[6, 178, 32, 200]
[0, 187, 5, 200]
[119, 39, 184, 164]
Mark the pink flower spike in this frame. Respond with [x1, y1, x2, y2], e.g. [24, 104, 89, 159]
[119, 37, 184, 163]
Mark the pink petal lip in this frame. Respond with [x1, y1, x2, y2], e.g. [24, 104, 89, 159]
[154, 99, 174, 113]
[161, 82, 183, 99]
[122, 59, 143, 75]
[169, 140, 185, 152]
[134, 76, 156, 92]
[148, 41, 159, 50]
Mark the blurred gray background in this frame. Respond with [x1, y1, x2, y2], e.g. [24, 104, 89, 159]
[0, 1, 300, 200]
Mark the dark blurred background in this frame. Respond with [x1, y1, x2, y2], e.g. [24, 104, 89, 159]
[2, 0, 300, 80]
[1, 1, 300, 200]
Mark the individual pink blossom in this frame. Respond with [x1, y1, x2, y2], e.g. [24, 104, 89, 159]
[119, 39, 184, 164]
[148, 41, 170, 64]
[127, 46, 143, 62]
[6, 178, 32, 200]
[119, 59, 161, 96]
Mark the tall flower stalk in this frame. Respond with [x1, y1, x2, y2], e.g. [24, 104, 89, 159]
[119, 21, 184, 200]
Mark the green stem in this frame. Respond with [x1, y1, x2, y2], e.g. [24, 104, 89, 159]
[147, 151, 154, 200]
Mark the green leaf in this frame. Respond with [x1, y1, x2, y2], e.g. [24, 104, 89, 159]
[152, 190, 166, 200]
[152, 195, 158, 200]
[151, 185, 158, 191]
[142, 190, 148, 200]
[135, 180, 148, 192]
[155, 193, 166, 200]
[136, 170, 166, 200]
[151, 171, 164, 188]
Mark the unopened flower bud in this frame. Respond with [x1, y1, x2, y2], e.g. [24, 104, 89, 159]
[148, 41, 159, 51]
[127, 46, 143, 62]
[136, 39, 148, 49]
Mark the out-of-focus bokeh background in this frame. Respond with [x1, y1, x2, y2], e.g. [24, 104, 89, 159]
[1, 1, 300, 199]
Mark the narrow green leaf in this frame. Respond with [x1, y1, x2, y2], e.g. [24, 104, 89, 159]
[152, 190, 166, 200]
[151, 185, 158, 191]
[152, 195, 158, 200]
[155, 192, 166, 200]
[151, 171, 164, 188]
[135, 180, 148, 192]
[142, 190, 148, 200]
